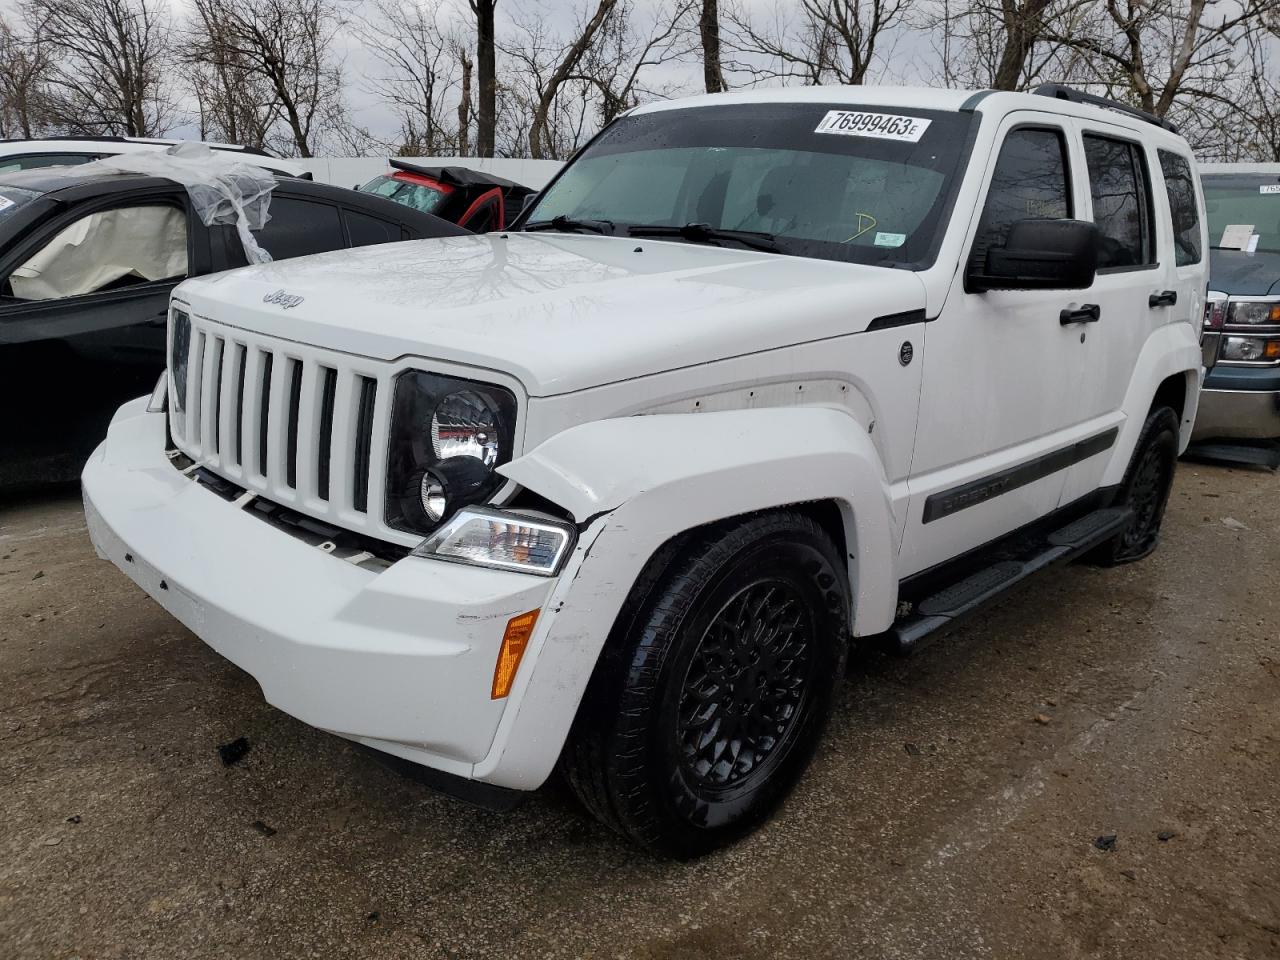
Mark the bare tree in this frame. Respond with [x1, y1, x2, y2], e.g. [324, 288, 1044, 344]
[700, 0, 728, 92]
[26, 0, 176, 136]
[1195, 20, 1280, 161]
[0, 14, 52, 138]
[517, 0, 618, 159]
[502, 0, 690, 159]
[470, 0, 498, 157]
[191, 0, 346, 157]
[188, 0, 281, 149]
[927, 0, 1092, 90]
[1052, 0, 1267, 117]
[726, 0, 913, 85]
[357, 0, 462, 155]
[457, 46, 474, 154]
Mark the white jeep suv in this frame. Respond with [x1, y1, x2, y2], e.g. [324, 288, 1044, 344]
[82, 85, 1208, 856]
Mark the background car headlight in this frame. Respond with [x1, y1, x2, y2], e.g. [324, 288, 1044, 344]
[1220, 336, 1280, 362]
[1226, 301, 1280, 326]
[385, 371, 518, 534]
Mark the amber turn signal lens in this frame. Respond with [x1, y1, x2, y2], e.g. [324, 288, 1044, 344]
[1266, 340, 1280, 360]
[492, 609, 539, 699]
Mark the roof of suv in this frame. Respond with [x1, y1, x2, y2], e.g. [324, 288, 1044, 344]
[631, 85, 1188, 148]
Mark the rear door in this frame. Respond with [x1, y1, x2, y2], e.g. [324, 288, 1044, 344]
[1059, 125, 1200, 501]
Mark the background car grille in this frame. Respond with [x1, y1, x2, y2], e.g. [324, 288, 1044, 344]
[168, 313, 412, 545]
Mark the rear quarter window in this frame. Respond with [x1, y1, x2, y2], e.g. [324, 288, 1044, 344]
[1157, 151, 1202, 266]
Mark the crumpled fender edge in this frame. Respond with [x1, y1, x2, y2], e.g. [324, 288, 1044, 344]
[477, 408, 898, 789]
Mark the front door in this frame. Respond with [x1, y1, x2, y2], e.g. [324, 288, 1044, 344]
[900, 115, 1093, 577]
[0, 193, 194, 479]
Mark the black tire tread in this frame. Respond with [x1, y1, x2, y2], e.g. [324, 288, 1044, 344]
[560, 510, 848, 856]
[1091, 404, 1179, 566]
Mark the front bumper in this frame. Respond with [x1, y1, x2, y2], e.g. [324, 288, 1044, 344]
[83, 397, 562, 784]
[1191, 365, 1280, 441]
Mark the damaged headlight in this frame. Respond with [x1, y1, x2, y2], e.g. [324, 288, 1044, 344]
[385, 371, 518, 534]
[411, 507, 576, 576]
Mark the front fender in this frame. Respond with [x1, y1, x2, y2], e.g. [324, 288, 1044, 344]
[476, 407, 897, 788]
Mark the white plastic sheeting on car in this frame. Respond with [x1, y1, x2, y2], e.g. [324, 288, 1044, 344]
[9, 205, 188, 300]
[88, 142, 276, 263]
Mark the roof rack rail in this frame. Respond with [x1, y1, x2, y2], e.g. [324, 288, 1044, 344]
[1032, 83, 1179, 134]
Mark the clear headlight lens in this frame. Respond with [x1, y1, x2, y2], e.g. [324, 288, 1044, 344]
[385, 371, 518, 535]
[431, 390, 501, 466]
[411, 507, 576, 576]
[1226, 301, 1280, 326]
[1220, 336, 1280, 362]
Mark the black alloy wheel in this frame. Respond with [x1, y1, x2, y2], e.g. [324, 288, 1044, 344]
[562, 511, 849, 858]
[1095, 405, 1180, 565]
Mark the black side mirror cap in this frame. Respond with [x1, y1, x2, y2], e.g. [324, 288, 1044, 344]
[970, 218, 1099, 292]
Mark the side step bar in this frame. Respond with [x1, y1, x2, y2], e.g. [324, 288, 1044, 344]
[884, 506, 1132, 656]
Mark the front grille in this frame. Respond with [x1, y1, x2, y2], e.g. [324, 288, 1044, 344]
[169, 314, 401, 543]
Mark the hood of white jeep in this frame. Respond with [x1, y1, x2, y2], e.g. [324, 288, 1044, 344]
[177, 232, 926, 397]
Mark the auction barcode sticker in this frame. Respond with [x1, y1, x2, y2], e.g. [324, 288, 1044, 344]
[815, 110, 932, 142]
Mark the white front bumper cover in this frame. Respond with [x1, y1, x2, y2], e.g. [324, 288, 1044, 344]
[82, 397, 598, 790]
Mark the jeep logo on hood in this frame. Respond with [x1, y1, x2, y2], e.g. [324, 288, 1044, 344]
[263, 289, 305, 309]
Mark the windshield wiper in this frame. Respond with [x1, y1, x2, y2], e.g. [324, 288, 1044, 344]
[627, 222, 781, 253]
[523, 214, 615, 235]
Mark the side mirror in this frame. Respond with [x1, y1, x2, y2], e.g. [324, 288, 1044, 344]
[970, 218, 1098, 292]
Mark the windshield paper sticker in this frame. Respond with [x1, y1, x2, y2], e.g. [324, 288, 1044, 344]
[1262, 184, 1280, 194]
[0, 196, 13, 214]
[815, 110, 931, 142]
[874, 231, 906, 247]
[1220, 224, 1255, 250]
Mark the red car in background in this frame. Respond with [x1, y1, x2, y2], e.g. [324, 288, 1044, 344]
[357, 161, 536, 232]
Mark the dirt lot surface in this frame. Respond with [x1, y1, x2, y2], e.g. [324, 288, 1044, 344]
[2, 464, 1278, 960]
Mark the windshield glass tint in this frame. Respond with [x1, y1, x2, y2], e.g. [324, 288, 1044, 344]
[360, 175, 448, 214]
[0, 185, 40, 223]
[1203, 174, 1280, 253]
[525, 102, 976, 267]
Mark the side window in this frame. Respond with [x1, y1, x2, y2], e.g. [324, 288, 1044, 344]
[5, 204, 188, 302]
[1158, 150, 1202, 266]
[1083, 135, 1155, 269]
[0, 153, 98, 174]
[344, 209, 402, 247]
[971, 128, 1071, 272]
[253, 197, 344, 261]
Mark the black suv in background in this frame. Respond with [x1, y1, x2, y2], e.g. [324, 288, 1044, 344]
[0, 168, 465, 488]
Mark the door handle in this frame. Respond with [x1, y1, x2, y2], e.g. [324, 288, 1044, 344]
[1060, 304, 1101, 325]
[1149, 290, 1178, 308]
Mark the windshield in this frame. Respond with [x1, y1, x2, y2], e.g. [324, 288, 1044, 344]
[523, 102, 976, 267]
[0, 185, 41, 224]
[360, 174, 448, 215]
[1203, 173, 1280, 254]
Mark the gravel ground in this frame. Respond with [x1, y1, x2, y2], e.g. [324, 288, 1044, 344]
[1, 463, 1278, 960]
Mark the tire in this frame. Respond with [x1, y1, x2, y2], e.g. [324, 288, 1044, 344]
[1093, 405, 1180, 566]
[561, 511, 850, 858]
